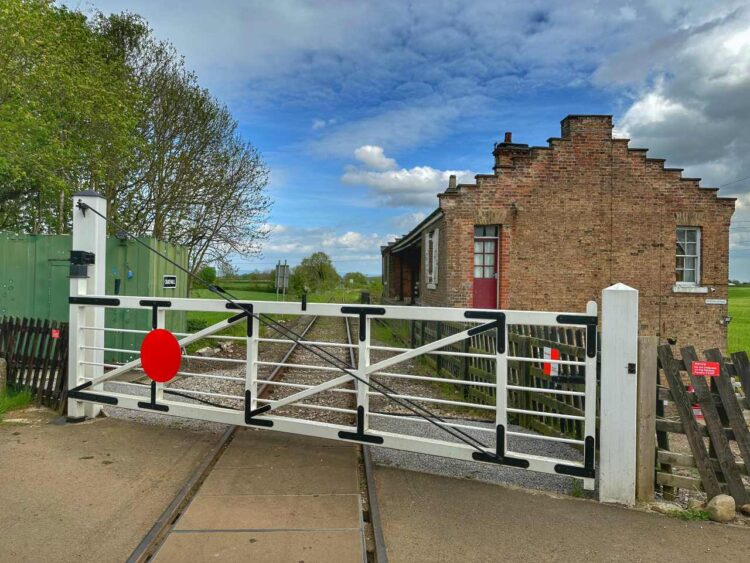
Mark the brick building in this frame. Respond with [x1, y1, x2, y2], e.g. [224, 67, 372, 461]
[381, 115, 735, 350]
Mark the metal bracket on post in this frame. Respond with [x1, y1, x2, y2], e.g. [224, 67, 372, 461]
[599, 283, 639, 506]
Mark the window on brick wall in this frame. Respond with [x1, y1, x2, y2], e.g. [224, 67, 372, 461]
[676, 227, 701, 285]
[425, 228, 439, 289]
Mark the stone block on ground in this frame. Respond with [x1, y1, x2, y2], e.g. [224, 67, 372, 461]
[706, 494, 735, 523]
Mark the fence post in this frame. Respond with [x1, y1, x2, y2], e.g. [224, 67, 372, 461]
[599, 283, 639, 506]
[67, 191, 107, 421]
[636, 336, 657, 501]
[358, 317, 371, 431]
[0, 356, 6, 396]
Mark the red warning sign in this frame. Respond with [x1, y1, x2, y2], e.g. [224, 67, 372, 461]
[51, 329, 60, 339]
[691, 361, 720, 377]
[543, 347, 560, 376]
[140, 329, 181, 383]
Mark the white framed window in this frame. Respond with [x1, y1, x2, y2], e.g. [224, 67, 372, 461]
[675, 226, 700, 286]
[425, 228, 439, 289]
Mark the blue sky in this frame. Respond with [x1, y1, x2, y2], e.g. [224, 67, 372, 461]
[81, 1, 750, 278]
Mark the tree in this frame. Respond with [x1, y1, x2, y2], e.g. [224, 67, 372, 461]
[343, 272, 368, 287]
[198, 266, 216, 285]
[290, 252, 340, 295]
[0, 0, 141, 233]
[216, 258, 239, 280]
[92, 13, 271, 288]
[0, 4, 271, 291]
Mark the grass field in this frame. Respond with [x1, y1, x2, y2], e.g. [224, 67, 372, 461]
[729, 286, 750, 353]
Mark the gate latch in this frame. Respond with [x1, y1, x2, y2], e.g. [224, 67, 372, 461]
[69, 250, 95, 278]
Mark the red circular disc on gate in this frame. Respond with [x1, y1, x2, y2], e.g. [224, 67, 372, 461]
[140, 329, 181, 383]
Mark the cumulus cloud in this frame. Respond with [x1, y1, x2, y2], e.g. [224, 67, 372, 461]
[341, 146, 475, 207]
[353, 145, 397, 171]
[262, 224, 389, 262]
[89, 1, 690, 157]
[605, 5, 750, 189]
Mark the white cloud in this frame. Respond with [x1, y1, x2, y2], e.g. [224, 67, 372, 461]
[89, 1, 697, 157]
[391, 211, 427, 230]
[602, 5, 750, 189]
[342, 146, 476, 207]
[262, 224, 389, 262]
[353, 145, 397, 171]
[312, 117, 337, 130]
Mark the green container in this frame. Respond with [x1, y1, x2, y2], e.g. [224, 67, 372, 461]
[0, 232, 188, 362]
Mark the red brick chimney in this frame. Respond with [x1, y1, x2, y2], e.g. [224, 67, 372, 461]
[493, 131, 529, 173]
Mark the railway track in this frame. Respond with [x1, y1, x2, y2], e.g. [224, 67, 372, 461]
[127, 310, 387, 563]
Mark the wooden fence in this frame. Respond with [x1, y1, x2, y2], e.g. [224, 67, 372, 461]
[380, 318, 590, 442]
[653, 345, 750, 505]
[0, 317, 69, 411]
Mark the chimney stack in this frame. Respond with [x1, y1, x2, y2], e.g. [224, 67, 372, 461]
[448, 174, 457, 190]
[493, 131, 529, 174]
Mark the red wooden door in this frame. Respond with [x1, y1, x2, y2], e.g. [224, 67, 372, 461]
[473, 226, 498, 309]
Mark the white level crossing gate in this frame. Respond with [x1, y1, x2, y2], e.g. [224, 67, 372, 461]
[66, 192, 640, 505]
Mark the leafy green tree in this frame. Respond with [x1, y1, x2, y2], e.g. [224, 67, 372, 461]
[93, 12, 270, 287]
[198, 266, 217, 285]
[290, 252, 340, 295]
[0, 4, 270, 293]
[0, 0, 141, 233]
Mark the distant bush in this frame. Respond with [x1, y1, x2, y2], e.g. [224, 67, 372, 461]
[198, 266, 217, 285]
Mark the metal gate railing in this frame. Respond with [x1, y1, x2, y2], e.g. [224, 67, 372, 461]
[65, 191, 640, 505]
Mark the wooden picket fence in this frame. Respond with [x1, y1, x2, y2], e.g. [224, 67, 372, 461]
[655, 345, 750, 505]
[0, 317, 69, 411]
[380, 318, 589, 442]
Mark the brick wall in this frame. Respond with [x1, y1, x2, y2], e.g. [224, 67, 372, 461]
[429, 115, 735, 351]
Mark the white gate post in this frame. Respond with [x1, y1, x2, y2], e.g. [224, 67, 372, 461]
[67, 191, 107, 421]
[599, 283, 639, 506]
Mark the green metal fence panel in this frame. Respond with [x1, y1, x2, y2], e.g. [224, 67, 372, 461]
[0, 233, 188, 363]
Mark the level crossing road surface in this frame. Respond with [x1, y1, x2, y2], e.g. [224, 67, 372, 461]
[374, 466, 750, 562]
[152, 428, 365, 562]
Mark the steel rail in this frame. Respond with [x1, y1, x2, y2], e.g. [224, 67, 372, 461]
[126, 312, 321, 561]
[345, 315, 389, 563]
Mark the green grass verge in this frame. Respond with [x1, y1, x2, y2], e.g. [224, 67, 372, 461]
[664, 508, 710, 521]
[0, 387, 33, 420]
[728, 286, 750, 353]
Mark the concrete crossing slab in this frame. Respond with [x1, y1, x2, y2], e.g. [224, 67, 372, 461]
[174, 493, 361, 531]
[154, 429, 365, 562]
[155, 530, 363, 563]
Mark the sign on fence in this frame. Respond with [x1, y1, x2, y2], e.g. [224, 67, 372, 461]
[163, 275, 177, 289]
[690, 361, 720, 377]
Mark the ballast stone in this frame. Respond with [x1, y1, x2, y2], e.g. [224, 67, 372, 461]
[706, 494, 735, 523]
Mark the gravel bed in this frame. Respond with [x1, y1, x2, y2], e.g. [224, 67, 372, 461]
[264, 316, 356, 426]
[369, 415, 594, 496]
[103, 381, 229, 434]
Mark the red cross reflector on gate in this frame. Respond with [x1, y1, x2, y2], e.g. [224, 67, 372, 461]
[543, 347, 560, 376]
[140, 329, 182, 383]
